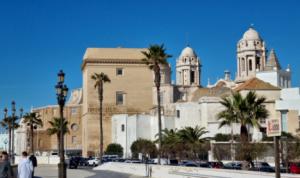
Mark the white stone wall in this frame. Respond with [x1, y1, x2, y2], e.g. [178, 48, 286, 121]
[256, 70, 291, 88]
[275, 88, 300, 134]
[95, 162, 299, 178]
[174, 102, 202, 129]
[111, 114, 175, 158]
[0, 132, 8, 151]
[256, 71, 279, 87]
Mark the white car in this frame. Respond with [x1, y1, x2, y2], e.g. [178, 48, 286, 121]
[87, 158, 100, 166]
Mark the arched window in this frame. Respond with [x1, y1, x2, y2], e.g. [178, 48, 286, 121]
[249, 60, 252, 71]
[256, 57, 260, 70]
[241, 58, 245, 71]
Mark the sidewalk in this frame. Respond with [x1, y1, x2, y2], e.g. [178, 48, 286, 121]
[34, 165, 95, 178]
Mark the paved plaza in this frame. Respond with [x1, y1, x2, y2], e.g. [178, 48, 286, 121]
[34, 165, 144, 178]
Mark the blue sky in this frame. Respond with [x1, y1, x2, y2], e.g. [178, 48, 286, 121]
[0, 0, 300, 114]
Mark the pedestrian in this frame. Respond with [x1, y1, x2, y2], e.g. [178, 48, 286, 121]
[28, 155, 37, 178]
[0, 151, 13, 178]
[18, 151, 33, 178]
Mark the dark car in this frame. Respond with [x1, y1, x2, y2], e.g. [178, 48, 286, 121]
[169, 159, 179, 165]
[68, 157, 78, 169]
[183, 162, 198, 167]
[78, 157, 89, 166]
[208, 161, 224, 168]
[251, 162, 274, 172]
[199, 162, 211, 168]
[223, 162, 242, 170]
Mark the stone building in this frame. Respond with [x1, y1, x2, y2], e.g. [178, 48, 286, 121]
[111, 27, 299, 155]
[235, 27, 291, 87]
[81, 48, 158, 156]
[21, 88, 83, 155]
[28, 26, 299, 157]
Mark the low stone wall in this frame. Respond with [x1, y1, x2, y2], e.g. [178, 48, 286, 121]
[15, 156, 60, 164]
[94, 162, 300, 178]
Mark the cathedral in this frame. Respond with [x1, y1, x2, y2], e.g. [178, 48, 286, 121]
[16, 27, 298, 157]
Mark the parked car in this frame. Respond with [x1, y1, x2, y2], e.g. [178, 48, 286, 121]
[290, 162, 300, 174]
[78, 157, 89, 166]
[223, 162, 242, 170]
[101, 155, 120, 163]
[280, 163, 289, 173]
[183, 162, 198, 167]
[199, 162, 211, 168]
[68, 157, 78, 169]
[251, 162, 274, 172]
[169, 159, 178, 165]
[87, 158, 100, 166]
[208, 161, 224, 168]
[124, 159, 142, 163]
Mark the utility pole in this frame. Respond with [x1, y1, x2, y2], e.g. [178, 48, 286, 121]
[274, 136, 280, 178]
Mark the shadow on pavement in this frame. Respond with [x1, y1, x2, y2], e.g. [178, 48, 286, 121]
[87, 170, 143, 178]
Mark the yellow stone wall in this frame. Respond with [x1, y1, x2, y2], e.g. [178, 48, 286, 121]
[33, 105, 82, 153]
[82, 63, 154, 156]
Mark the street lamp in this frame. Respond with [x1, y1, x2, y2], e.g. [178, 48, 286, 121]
[55, 70, 68, 178]
[3, 108, 9, 155]
[11, 101, 16, 164]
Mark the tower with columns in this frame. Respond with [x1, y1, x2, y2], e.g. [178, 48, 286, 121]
[236, 27, 267, 82]
[176, 46, 201, 86]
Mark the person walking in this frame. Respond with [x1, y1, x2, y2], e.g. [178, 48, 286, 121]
[18, 152, 33, 178]
[0, 151, 13, 178]
[28, 155, 37, 178]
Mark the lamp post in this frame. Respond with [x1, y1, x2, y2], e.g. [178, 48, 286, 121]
[3, 108, 9, 155]
[11, 101, 16, 164]
[55, 70, 68, 178]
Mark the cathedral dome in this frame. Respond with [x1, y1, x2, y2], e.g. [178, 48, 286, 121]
[242, 27, 261, 40]
[179, 46, 197, 58]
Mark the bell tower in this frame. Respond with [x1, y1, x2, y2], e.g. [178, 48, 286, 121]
[176, 46, 201, 86]
[236, 27, 267, 82]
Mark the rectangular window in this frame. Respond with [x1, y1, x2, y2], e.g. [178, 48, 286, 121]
[121, 124, 125, 132]
[116, 68, 123, 76]
[72, 136, 77, 144]
[71, 108, 77, 115]
[176, 110, 180, 118]
[191, 71, 195, 83]
[116, 91, 125, 105]
[281, 111, 288, 132]
[160, 92, 164, 105]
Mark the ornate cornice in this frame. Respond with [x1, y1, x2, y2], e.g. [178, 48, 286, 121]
[81, 58, 146, 70]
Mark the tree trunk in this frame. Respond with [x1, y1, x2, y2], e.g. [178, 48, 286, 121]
[155, 64, 162, 165]
[99, 82, 104, 164]
[240, 124, 248, 142]
[57, 134, 60, 155]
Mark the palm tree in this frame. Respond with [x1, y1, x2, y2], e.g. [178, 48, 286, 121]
[23, 112, 43, 154]
[218, 91, 269, 142]
[142, 44, 172, 164]
[47, 117, 69, 152]
[91, 72, 111, 163]
[160, 129, 181, 159]
[177, 126, 210, 160]
[1, 115, 19, 157]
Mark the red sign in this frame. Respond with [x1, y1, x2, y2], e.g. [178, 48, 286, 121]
[266, 119, 282, 137]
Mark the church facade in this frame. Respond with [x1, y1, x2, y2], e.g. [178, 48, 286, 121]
[21, 27, 299, 157]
